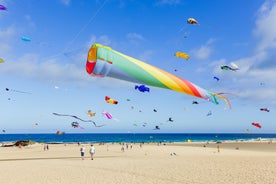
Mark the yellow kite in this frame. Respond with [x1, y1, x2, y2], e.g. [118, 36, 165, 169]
[175, 51, 190, 61]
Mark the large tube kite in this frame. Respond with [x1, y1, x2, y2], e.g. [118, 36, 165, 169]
[86, 44, 230, 108]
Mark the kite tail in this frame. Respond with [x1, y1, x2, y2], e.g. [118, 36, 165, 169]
[207, 92, 219, 105]
[206, 92, 231, 109]
[214, 93, 232, 109]
[78, 125, 84, 129]
[53, 113, 105, 127]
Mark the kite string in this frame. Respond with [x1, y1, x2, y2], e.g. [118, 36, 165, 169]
[62, 0, 108, 53]
[38, 0, 108, 63]
[178, 25, 186, 33]
[6, 88, 31, 94]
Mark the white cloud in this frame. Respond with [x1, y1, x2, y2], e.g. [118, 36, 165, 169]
[0, 26, 16, 54]
[0, 53, 87, 82]
[126, 33, 144, 40]
[0, 43, 9, 53]
[126, 32, 145, 45]
[0, 31, 118, 90]
[0, 55, 133, 91]
[210, 51, 276, 102]
[227, 52, 267, 76]
[137, 50, 153, 62]
[60, 0, 71, 6]
[254, 0, 276, 51]
[206, 38, 215, 45]
[191, 39, 214, 60]
[98, 35, 111, 45]
[193, 46, 211, 60]
[237, 88, 276, 105]
[0, 26, 15, 41]
[212, 0, 276, 82]
[210, 0, 276, 104]
[87, 34, 111, 48]
[24, 15, 36, 30]
[248, 68, 276, 83]
[0, 33, 129, 90]
[197, 58, 226, 74]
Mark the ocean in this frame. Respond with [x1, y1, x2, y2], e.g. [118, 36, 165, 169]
[1, 133, 276, 144]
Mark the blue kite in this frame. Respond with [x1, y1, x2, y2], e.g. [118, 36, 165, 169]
[135, 84, 150, 92]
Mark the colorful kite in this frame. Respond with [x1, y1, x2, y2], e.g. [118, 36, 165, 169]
[252, 122, 261, 129]
[187, 18, 198, 24]
[86, 110, 96, 117]
[175, 51, 190, 60]
[105, 96, 118, 104]
[56, 131, 65, 135]
[0, 5, 7, 10]
[135, 84, 150, 92]
[167, 117, 174, 122]
[86, 44, 231, 108]
[0, 58, 4, 63]
[52, 113, 104, 127]
[154, 126, 160, 130]
[102, 111, 112, 119]
[221, 62, 239, 71]
[260, 108, 270, 112]
[71, 122, 84, 129]
[213, 76, 220, 81]
[21, 36, 31, 42]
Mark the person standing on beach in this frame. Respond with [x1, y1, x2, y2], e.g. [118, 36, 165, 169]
[80, 145, 85, 160]
[89, 144, 95, 160]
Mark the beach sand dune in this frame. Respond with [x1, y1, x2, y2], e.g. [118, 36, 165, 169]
[0, 142, 276, 184]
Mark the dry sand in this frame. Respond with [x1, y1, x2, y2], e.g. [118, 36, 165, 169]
[0, 141, 276, 184]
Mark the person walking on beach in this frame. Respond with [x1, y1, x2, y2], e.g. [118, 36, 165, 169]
[217, 144, 220, 153]
[80, 145, 85, 160]
[89, 144, 95, 160]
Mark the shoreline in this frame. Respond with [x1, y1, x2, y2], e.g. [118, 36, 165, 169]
[2, 139, 276, 153]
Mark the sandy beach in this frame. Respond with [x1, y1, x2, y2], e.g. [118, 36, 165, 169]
[0, 141, 276, 184]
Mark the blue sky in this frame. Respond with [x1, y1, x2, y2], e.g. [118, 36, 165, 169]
[0, 0, 275, 133]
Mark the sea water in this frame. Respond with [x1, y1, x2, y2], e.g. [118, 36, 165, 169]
[1, 133, 276, 143]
